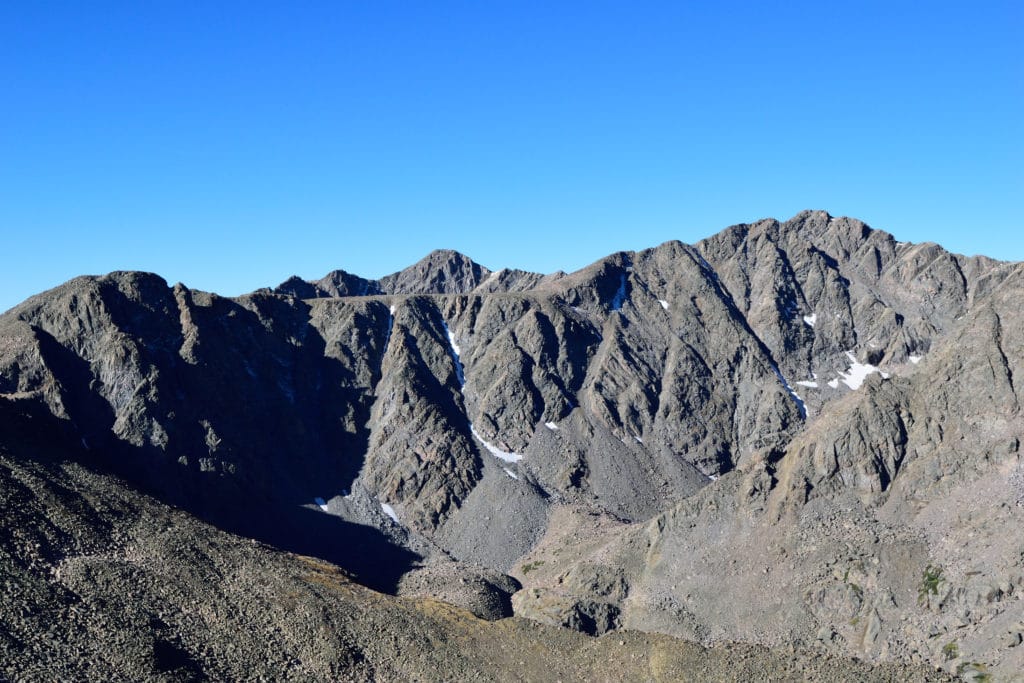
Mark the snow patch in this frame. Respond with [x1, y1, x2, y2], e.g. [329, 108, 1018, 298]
[795, 380, 818, 388]
[708, 474, 719, 481]
[471, 425, 523, 463]
[544, 422, 559, 431]
[832, 351, 889, 390]
[442, 321, 466, 387]
[444, 324, 462, 358]
[909, 355, 923, 364]
[314, 497, 329, 512]
[634, 436, 643, 444]
[803, 313, 817, 327]
[382, 305, 396, 353]
[503, 468, 519, 480]
[381, 502, 399, 524]
[658, 299, 670, 310]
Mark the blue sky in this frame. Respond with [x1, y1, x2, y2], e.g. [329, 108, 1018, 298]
[2, 1, 1021, 312]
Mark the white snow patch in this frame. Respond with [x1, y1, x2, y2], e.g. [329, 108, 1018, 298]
[442, 321, 466, 387]
[832, 351, 889, 390]
[708, 474, 719, 481]
[634, 436, 643, 444]
[444, 323, 462, 358]
[803, 313, 817, 327]
[827, 378, 840, 389]
[503, 468, 519, 480]
[471, 424, 523, 463]
[544, 422, 559, 431]
[909, 355, 923, 364]
[795, 380, 819, 388]
[314, 497, 329, 512]
[610, 273, 627, 311]
[382, 305, 396, 352]
[381, 502, 400, 524]
[658, 299, 670, 310]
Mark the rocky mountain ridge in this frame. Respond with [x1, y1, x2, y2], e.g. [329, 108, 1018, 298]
[1, 210, 1020, 681]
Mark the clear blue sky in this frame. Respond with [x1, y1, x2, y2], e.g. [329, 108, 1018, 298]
[2, 1, 1021, 313]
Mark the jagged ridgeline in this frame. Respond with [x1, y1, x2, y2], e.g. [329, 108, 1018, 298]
[2, 210, 1021, 681]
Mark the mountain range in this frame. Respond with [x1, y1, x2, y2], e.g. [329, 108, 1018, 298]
[2, 210, 1020, 681]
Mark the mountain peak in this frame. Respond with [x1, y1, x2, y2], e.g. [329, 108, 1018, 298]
[379, 249, 489, 295]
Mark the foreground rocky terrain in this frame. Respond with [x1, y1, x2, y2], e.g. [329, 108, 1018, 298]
[0, 400, 946, 681]
[1, 210, 1020, 680]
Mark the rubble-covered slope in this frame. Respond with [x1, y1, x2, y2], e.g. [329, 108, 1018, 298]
[0, 402, 949, 682]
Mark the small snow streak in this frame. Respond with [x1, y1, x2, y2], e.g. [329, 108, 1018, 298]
[544, 422, 559, 431]
[659, 299, 669, 310]
[382, 304, 396, 354]
[795, 380, 818, 388]
[381, 502, 400, 524]
[442, 321, 466, 387]
[909, 355, 922, 364]
[471, 424, 523, 463]
[503, 468, 519, 480]
[803, 313, 817, 327]
[314, 497, 329, 512]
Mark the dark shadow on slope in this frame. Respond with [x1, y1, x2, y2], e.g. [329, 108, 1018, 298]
[188, 486, 421, 594]
[0, 396, 421, 595]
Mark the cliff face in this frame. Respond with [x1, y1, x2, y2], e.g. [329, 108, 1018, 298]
[1, 210, 1020, 680]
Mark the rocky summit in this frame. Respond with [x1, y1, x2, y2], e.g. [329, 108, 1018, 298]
[1, 210, 1020, 682]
